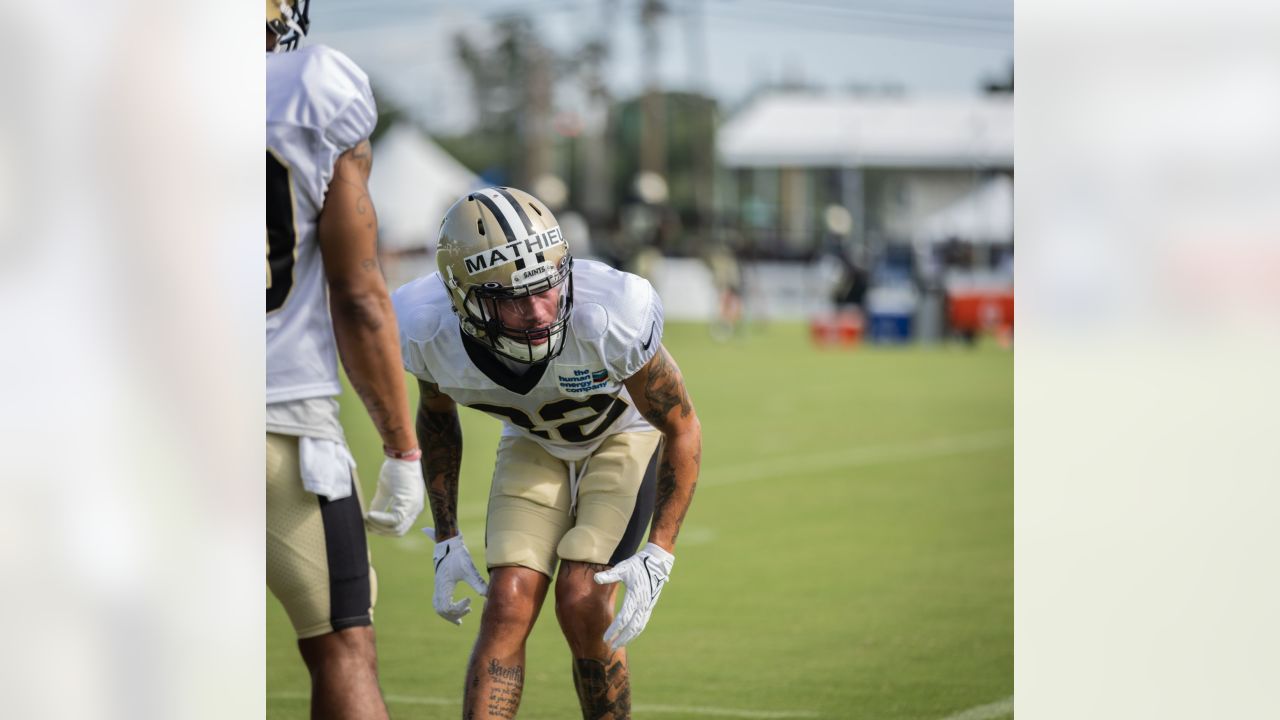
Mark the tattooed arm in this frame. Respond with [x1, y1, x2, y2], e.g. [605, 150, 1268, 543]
[319, 140, 416, 453]
[416, 378, 464, 539]
[622, 344, 702, 551]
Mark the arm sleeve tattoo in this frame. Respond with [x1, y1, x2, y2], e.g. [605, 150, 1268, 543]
[416, 383, 463, 537]
[637, 347, 700, 546]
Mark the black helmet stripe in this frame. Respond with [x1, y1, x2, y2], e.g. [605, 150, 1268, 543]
[493, 187, 535, 235]
[471, 191, 519, 244]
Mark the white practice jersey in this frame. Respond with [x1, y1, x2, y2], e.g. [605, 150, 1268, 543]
[393, 260, 664, 462]
[266, 45, 377, 404]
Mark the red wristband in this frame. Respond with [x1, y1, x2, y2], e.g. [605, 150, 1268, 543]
[384, 446, 422, 461]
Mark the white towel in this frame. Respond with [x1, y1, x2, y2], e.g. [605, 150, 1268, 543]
[298, 437, 356, 501]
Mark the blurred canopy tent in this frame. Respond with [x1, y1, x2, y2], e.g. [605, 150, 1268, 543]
[719, 94, 1012, 168]
[712, 91, 1013, 264]
[369, 123, 481, 252]
[914, 174, 1013, 244]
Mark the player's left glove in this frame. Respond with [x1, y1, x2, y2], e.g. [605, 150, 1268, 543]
[593, 543, 676, 651]
[364, 456, 425, 537]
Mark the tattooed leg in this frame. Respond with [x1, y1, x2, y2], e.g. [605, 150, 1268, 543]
[572, 654, 631, 720]
[556, 561, 632, 719]
[464, 656, 524, 720]
[462, 566, 550, 719]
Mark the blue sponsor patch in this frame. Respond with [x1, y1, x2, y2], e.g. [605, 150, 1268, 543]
[556, 365, 610, 394]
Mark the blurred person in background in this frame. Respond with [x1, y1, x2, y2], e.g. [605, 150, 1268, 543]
[393, 187, 702, 719]
[704, 240, 743, 341]
[817, 238, 868, 312]
[266, 2, 424, 717]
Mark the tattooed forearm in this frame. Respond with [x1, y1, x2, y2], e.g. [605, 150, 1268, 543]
[653, 450, 699, 546]
[640, 347, 693, 429]
[649, 432, 700, 549]
[351, 388, 403, 442]
[573, 655, 631, 720]
[627, 344, 701, 549]
[417, 399, 463, 537]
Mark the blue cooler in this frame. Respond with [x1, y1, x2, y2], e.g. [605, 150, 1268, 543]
[868, 312, 913, 342]
[865, 283, 919, 344]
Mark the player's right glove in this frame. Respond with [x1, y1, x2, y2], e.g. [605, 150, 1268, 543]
[423, 528, 489, 625]
[364, 456, 425, 537]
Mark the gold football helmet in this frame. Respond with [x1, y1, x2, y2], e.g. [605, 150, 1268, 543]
[266, 0, 310, 51]
[436, 187, 573, 364]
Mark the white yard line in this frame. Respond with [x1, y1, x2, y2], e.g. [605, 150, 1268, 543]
[701, 428, 1013, 489]
[440, 429, 1012, 525]
[937, 695, 1014, 720]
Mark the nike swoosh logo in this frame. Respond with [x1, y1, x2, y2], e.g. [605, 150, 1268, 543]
[641, 322, 657, 351]
[434, 545, 450, 572]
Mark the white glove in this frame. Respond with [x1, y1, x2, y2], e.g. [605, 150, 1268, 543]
[364, 457, 425, 537]
[593, 543, 675, 651]
[423, 528, 489, 625]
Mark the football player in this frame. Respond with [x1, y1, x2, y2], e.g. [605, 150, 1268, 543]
[393, 187, 702, 718]
[267, 2, 424, 717]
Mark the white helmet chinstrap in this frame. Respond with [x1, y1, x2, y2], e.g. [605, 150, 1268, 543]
[436, 187, 573, 364]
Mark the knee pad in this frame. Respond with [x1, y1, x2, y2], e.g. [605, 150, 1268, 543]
[487, 530, 557, 578]
[556, 526, 615, 566]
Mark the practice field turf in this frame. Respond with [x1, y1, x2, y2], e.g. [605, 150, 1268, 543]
[267, 321, 1013, 720]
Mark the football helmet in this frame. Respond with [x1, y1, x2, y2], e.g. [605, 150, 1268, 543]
[437, 187, 573, 364]
[266, 0, 310, 51]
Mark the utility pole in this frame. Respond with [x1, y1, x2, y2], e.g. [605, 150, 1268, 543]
[639, 0, 667, 182]
[524, 41, 554, 189]
[578, 0, 616, 227]
[683, 0, 713, 251]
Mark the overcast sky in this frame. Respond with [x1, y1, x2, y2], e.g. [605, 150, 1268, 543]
[305, 0, 1013, 134]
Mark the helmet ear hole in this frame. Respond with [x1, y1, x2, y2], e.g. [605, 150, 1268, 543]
[476, 218, 485, 236]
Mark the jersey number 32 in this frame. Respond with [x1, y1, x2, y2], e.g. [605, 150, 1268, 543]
[470, 395, 630, 443]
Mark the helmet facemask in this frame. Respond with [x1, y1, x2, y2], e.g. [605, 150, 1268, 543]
[267, 0, 311, 51]
[456, 256, 573, 364]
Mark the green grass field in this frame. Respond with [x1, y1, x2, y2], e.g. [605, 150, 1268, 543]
[267, 321, 1013, 720]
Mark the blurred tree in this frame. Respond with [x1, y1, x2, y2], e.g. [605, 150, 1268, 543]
[982, 62, 1014, 94]
[452, 16, 556, 187]
[368, 83, 406, 145]
[613, 91, 717, 257]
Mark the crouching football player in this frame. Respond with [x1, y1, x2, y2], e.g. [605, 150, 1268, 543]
[392, 187, 701, 718]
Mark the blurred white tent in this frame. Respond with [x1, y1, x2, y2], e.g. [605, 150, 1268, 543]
[719, 94, 1012, 169]
[914, 175, 1014, 244]
[369, 123, 480, 252]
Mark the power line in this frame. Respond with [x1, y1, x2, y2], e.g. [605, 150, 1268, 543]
[702, 16, 1011, 51]
[716, 0, 1014, 25]
[700, 0, 1012, 36]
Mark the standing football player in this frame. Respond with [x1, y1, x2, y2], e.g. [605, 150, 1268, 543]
[267, 2, 424, 718]
[393, 187, 702, 719]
